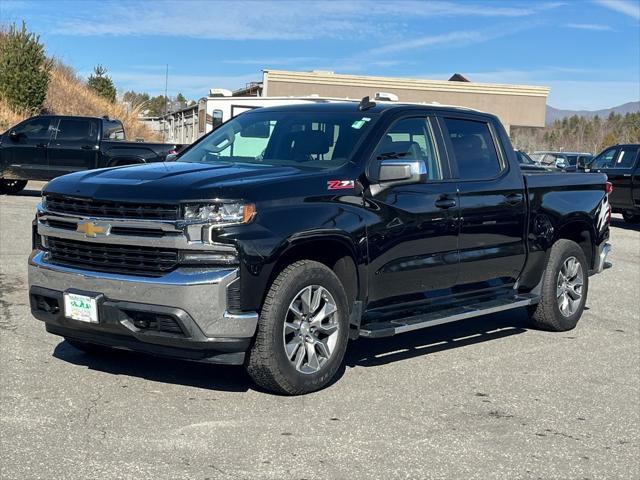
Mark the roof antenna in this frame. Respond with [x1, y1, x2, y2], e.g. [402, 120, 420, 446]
[358, 96, 376, 111]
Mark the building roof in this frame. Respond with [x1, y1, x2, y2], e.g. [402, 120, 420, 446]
[263, 69, 550, 97]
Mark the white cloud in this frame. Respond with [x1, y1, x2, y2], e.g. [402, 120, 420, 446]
[47, 0, 563, 41]
[565, 23, 613, 30]
[594, 0, 640, 19]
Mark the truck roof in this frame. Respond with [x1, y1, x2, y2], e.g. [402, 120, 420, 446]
[241, 100, 486, 116]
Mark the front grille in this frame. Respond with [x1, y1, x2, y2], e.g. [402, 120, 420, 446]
[45, 195, 179, 220]
[47, 237, 179, 276]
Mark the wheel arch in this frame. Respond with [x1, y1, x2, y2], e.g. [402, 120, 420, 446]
[554, 218, 596, 270]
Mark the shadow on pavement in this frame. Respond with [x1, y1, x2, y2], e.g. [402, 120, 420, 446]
[52, 308, 530, 393]
[344, 308, 530, 368]
[610, 218, 640, 232]
[53, 340, 252, 392]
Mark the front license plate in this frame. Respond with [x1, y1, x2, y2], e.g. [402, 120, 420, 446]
[64, 292, 99, 323]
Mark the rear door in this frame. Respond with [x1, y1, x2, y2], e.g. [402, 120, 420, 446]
[593, 146, 639, 209]
[2, 117, 53, 180]
[47, 118, 100, 178]
[365, 115, 460, 308]
[439, 114, 527, 295]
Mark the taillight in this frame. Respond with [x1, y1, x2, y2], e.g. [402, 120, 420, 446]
[605, 181, 613, 195]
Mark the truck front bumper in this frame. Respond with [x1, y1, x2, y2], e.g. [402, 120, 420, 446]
[28, 250, 258, 365]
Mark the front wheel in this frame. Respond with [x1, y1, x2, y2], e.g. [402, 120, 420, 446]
[622, 212, 640, 223]
[528, 239, 589, 332]
[246, 260, 350, 395]
[0, 179, 27, 195]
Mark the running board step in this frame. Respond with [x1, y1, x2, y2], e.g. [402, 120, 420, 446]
[359, 294, 539, 339]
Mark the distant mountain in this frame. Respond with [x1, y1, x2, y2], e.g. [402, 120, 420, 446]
[546, 101, 640, 124]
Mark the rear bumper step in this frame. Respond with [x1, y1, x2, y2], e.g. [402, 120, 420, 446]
[359, 294, 539, 339]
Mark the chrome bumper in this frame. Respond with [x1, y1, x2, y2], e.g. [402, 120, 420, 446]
[28, 250, 258, 338]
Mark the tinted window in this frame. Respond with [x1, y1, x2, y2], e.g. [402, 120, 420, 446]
[444, 118, 502, 180]
[102, 120, 125, 140]
[592, 148, 617, 169]
[179, 111, 377, 170]
[56, 118, 98, 141]
[14, 117, 51, 139]
[611, 146, 639, 169]
[372, 117, 442, 181]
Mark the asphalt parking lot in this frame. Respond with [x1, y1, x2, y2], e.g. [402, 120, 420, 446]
[1, 182, 638, 480]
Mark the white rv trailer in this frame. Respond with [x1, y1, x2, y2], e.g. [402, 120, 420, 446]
[150, 90, 356, 145]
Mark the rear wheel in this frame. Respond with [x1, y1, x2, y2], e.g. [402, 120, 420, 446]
[246, 260, 350, 395]
[0, 179, 27, 195]
[528, 239, 589, 331]
[622, 212, 640, 223]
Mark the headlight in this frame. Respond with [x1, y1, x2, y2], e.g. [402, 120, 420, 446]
[182, 202, 256, 225]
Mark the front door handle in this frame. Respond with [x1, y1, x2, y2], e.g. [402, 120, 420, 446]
[505, 193, 524, 205]
[435, 197, 457, 209]
[81, 145, 94, 150]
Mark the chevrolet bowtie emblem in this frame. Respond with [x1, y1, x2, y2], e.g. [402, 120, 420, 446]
[76, 220, 111, 238]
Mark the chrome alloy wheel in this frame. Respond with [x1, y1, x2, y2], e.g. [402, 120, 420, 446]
[283, 285, 339, 374]
[557, 256, 584, 317]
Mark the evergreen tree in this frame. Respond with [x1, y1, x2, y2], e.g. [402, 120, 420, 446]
[87, 65, 116, 103]
[0, 22, 52, 112]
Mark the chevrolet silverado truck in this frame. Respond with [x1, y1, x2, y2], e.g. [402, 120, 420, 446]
[0, 115, 182, 194]
[28, 100, 612, 395]
[589, 143, 640, 223]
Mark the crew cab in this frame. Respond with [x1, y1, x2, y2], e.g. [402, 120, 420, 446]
[590, 144, 640, 223]
[28, 101, 612, 394]
[0, 115, 182, 194]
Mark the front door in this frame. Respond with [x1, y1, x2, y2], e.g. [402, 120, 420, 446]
[47, 117, 100, 178]
[365, 116, 459, 309]
[439, 115, 527, 295]
[2, 117, 53, 180]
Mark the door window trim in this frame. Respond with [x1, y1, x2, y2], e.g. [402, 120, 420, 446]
[366, 115, 452, 183]
[437, 114, 509, 182]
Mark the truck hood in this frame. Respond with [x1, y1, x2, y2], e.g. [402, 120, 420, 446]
[43, 161, 318, 202]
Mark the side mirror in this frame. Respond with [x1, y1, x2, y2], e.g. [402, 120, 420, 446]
[378, 159, 426, 185]
[555, 158, 568, 169]
[165, 152, 178, 162]
[8, 130, 19, 141]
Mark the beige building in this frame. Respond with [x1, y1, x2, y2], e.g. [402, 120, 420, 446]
[261, 70, 550, 133]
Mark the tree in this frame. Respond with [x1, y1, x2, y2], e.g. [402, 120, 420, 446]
[176, 92, 186, 103]
[123, 90, 150, 108]
[0, 22, 52, 112]
[87, 65, 116, 103]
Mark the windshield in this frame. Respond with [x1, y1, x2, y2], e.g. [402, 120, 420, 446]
[178, 110, 378, 169]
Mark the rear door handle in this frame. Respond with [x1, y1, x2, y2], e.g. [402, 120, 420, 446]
[435, 197, 457, 209]
[35, 143, 47, 148]
[505, 193, 524, 205]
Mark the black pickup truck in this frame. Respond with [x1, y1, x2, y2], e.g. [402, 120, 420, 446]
[28, 101, 612, 394]
[0, 115, 181, 194]
[589, 144, 640, 223]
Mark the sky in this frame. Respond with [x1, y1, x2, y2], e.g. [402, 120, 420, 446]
[1, 0, 639, 110]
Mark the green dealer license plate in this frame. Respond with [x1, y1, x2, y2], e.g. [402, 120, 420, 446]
[64, 292, 99, 323]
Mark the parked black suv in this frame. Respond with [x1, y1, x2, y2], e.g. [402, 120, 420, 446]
[0, 115, 181, 194]
[590, 144, 640, 222]
[28, 101, 612, 394]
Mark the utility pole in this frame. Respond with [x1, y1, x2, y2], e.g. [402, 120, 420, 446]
[162, 64, 169, 142]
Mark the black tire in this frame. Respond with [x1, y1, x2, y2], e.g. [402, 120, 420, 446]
[622, 212, 640, 223]
[0, 179, 27, 195]
[528, 239, 589, 332]
[246, 260, 350, 395]
[65, 338, 113, 355]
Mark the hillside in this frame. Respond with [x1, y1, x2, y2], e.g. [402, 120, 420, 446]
[546, 101, 640, 124]
[0, 62, 160, 141]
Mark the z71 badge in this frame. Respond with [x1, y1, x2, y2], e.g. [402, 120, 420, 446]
[327, 180, 355, 190]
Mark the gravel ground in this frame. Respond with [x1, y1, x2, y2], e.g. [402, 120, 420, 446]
[1, 182, 639, 480]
